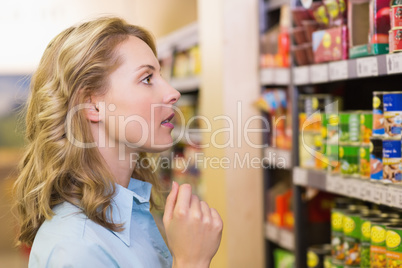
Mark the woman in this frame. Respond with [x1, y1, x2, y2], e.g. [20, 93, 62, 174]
[14, 17, 222, 267]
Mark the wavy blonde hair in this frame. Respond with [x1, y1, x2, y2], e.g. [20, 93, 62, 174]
[14, 17, 163, 247]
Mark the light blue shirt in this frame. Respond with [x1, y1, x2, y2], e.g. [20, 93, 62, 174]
[28, 178, 173, 267]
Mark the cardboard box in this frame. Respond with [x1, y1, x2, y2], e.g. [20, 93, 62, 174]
[312, 26, 348, 63]
[348, 0, 389, 58]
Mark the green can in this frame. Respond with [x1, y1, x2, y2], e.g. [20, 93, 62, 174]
[370, 220, 391, 268]
[360, 216, 381, 268]
[324, 113, 340, 144]
[340, 145, 359, 177]
[327, 143, 340, 174]
[343, 211, 361, 267]
[340, 112, 360, 143]
[360, 112, 373, 144]
[332, 264, 344, 268]
[324, 256, 332, 268]
[359, 145, 370, 179]
[386, 224, 402, 267]
[332, 208, 347, 263]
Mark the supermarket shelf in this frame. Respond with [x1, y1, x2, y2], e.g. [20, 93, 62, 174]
[293, 167, 402, 208]
[263, 147, 292, 169]
[169, 76, 200, 92]
[292, 54, 402, 85]
[260, 68, 290, 86]
[265, 223, 295, 251]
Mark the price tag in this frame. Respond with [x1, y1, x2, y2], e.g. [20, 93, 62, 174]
[386, 54, 402, 74]
[334, 176, 345, 195]
[310, 64, 329, 83]
[364, 181, 373, 202]
[293, 66, 309, 85]
[350, 179, 360, 198]
[293, 168, 308, 186]
[326, 175, 337, 192]
[372, 184, 386, 204]
[266, 223, 279, 241]
[260, 69, 274, 85]
[279, 229, 295, 251]
[329, 61, 348, 81]
[356, 57, 378, 77]
[384, 186, 394, 207]
[392, 187, 402, 209]
[274, 69, 290, 84]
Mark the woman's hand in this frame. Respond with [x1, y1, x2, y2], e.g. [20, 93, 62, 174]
[163, 182, 223, 268]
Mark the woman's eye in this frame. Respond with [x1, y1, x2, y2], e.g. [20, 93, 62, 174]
[142, 74, 152, 85]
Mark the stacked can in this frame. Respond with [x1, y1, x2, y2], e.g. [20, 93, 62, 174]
[386, 224, 402, 267]
[307, 244, 332, 268]
[370, 92, 402, 184]
[390, 0, 402, 53]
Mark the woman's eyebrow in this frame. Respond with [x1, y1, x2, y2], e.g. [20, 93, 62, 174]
[136, 64, 158, 71]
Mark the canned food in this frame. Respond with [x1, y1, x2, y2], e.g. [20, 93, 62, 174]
[324, 255, 332, 268]
[383, 93, 402, 137]
[340, 145, 359, 177]
[391, 6, 402, 28]
[332, 208, 347, 263]
[386, 224, 402, 267]
[370, 137, 383, 181]
[359, 145, 370, 179]
[299, 132, 321, 169]
[371, 220, 392, 268]
[339, 112, 360, 143]
[373, 92, 385, 136]
[390, 27, 402, 53]
[308, 244, 332, 268]
[360, 216, 381, 268]
[327, 143, 340, 174]
[327, 113, 340, 144]
[382, 139, 402, 183]
[343, 211, 362, 267]
[360, 112, 373, 144]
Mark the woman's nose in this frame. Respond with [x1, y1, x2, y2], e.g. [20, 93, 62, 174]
[164, 85, 181, 104]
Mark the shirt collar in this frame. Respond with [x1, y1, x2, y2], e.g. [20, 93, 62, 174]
[108, 178, 152, 246]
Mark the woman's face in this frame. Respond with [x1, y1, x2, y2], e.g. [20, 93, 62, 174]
[100, 36, 180, 153]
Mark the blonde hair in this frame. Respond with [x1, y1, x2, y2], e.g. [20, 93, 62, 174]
[14, 17, 162, 247]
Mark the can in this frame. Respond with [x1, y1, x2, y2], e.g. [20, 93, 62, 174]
[373, 92, 385, 136]
[327, 143, 340, 174]
[391, 6, 402, 28]
[370, 137, 383, 181]
[339, 112, 360, 143]
[343, 211, 362, 267]
[382, 138, 402, 183]
[340, 145, 359, 177]
[332, 208, 347, 263]
[360, 216, 381, 268]
[326, 113, 340, 144]
[383, 92, 402, 137]
[308, 244, 332, 268]
[299, 131, 320, 169]
[360, 112, 373, 144]
[390, 27, 402, 53]
[359, 145, 370, 179]
[324, 255, 332, 268]
[370, 220, 392, 268]
[386, 224, 402, 267]
[332, 264, 343, 268]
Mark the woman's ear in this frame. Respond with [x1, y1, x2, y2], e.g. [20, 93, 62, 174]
[84, 97, 101, 123]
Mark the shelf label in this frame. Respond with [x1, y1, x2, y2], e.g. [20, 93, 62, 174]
[329, 61, 348, 81]
[266, 223, 279, 241]
[372, 184, 387, 204]
[386, 54, 402, 74]
[293, 66, 309, 85]
[279, 229, 295, 251]
[392, 187, 402, 209]
[384, 186, 394, 207]
[260, 69, 274, 85]
[356, 57, 378, 77]
[274, 69, 290, 84]
[333, 176, 345, 195]
[326, 175, 337, 192]
[293, 168, 308, 186]
[310, 64, 329, 83]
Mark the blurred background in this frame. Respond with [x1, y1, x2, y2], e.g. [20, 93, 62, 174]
[0, 0, 198, 267]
